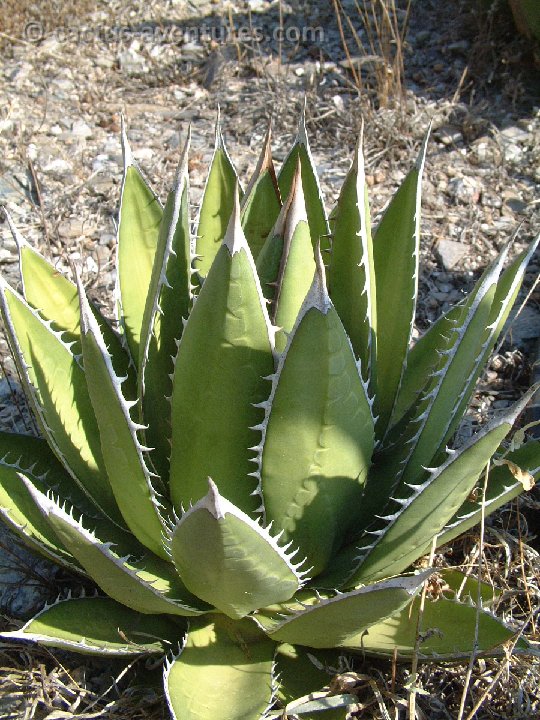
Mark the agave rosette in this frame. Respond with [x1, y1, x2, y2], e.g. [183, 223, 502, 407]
[0, 110, 539, 720]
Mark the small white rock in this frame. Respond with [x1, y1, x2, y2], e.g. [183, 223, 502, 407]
[133, 147, 153, 161]
[71, 120, 93, 138]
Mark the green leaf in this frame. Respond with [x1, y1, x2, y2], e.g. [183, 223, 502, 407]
[260, 255, 374, 577]
[381, 241, 509, 489]
[0, 596, 184, 656]
[446, 235, 540, 446]
[254, 572, 430, 648]
[117, 120, 163, 364]
[387, 243, 515, 439]
[78, 280, 169, 559]
[6, 213, 136, 400]
[328, 126, 376, 388]
[164, 615, 275, 720]
[169, 194, 275, 516]
[7, 212, 80, 343]
[0, 433, 83, 572]
[347, 397, 529, 585]
[389, 301, 465, 429]
[21, 474, 210, 617]
[278, 108, 329, 257]
[195, 110, 239, 279]
[169, 480, 302, 619]
[274, 694, 357, 718]
[138, 131, 193, 480]
[0, 281, 122, 524]
[373, 131, 429, 435]
[240, 124, 282, 259]
[275, 644, 350, 720]
[438, 567, 498, 605]
[436, 438, 540, 548]
[256, 160, 315, 353]
[358, 592, 526, 660]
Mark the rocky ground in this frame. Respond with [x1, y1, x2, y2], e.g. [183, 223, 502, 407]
[0, 0, 539, 717]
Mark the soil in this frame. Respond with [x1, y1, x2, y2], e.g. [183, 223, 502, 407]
[0, 1, 539, 718]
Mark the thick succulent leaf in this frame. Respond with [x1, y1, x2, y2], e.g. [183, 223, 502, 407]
[78, 282, 169, 559]
[434, 568, 497, 605]
[275, 644, 349, 720]
[381, 241, 509, 489]
[328, 127, 376, 388]
[254, 572, 430, 648]
[387, 237, 526, 434]
[260, 255, 374, 577]
[271, 694, 356, 718]
[0, 596, 184, 656]
[240, 124, 281, 259]
[373, 131, 429, 435]
[21, 475, 209, 617]
[164, 614, 275, 720]
[344, 396, 530, 586]
[169, 194, 275, 516]
[0, 281, 123, 523]
[6, 212, 135, 399]
[117, 120, 163, 363]
[359, 592, 527, 660]
[195, 110, 239, 278]
[437, 438, 540, 548]
[6, 212, 80, 343]
[0, 434, 83, 572]
[138, 132, 193, 480]
[278, 107, 329, 256]
[390, 301, 465, 429]
[256, 161, 316, 352]
[448, 235, 540, 443]
[169, 480, 302, 619]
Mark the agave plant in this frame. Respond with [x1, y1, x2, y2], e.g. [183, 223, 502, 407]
[0, 109, 539, 720]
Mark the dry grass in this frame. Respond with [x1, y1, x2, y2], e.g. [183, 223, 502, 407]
[331, 0, 411, 109]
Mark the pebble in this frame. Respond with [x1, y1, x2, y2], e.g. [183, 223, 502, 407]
[92, 154, 110, 173]
[42, 158, 73, 177]
[448, 176, 480, 204]
[88, 174, 115, 194]
[0, 247, 16, 263]
[500, 125, 530, 143]
[448, 40, 470, 53]
[503, 196, 527, 213]
[435, 125, 463, 146]
[85, 256, 99, 274]
[504, 306, 540, 345]
[95, 244, 111, 266]
[0, 119, 14, 134]
[133, 147, 154, 162]
[502, 143, 523, 163]
[436, 239, 468, 270]
[71, 120, 93, 138]
[415, 30, 430, 43]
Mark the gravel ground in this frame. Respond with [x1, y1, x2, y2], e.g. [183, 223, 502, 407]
[0, 1, 539, 717]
